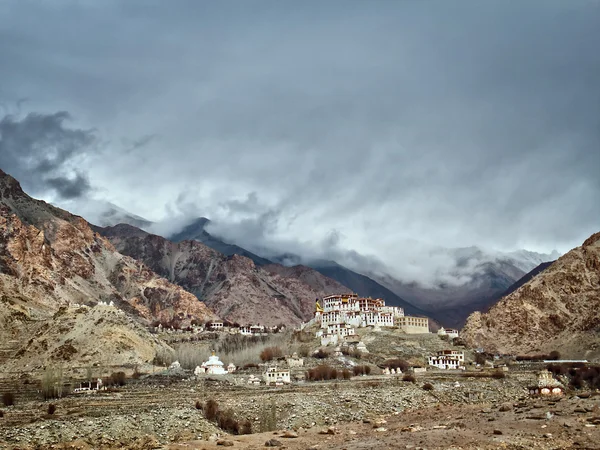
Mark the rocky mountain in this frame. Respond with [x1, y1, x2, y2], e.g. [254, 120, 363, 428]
[97, 223, 349, 326]
[461, 232, 600, 359]
[0, 168, 215, 370]
[367, 247, 558, 328]
[170, 217, 273, 266]
[167, 217, 429, 317]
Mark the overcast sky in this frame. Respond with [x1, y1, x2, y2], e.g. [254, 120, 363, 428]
[1, 1, 599, 284]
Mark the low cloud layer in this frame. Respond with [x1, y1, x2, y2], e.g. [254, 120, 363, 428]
[0, 1, 598, 285]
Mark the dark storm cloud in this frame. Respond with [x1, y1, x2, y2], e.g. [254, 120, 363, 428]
[0, 1, 599, 283]
[0, 111, 95, 199]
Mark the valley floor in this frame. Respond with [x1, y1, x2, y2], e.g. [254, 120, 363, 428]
[1, 372, 599, 449]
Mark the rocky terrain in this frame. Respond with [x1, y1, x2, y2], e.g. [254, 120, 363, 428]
[462, 232, 600, 357]
[0, 169, 215, 371]
[2, 370, 599, 449]
[97, 224, 349, 326]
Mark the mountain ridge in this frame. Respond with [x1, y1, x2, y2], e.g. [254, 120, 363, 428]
[461, 232, 600, 359]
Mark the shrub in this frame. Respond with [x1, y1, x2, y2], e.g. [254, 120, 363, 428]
[298, 345, 310, 358]
[402, 374, 416, 383]
[41, 366, 66, 400]
[217, 409, 240, 434]
[260, 346, 283, 362]
[422, 383, 434, 391]
[240, 419, 253, 434]
[204, 399, 219, 421]
[2, 393, 14, 407]
[47, 404, 57, 415]
[313, 348, 329, 359]
[342, 369, 351, 380]
[353, 365, 372, 376]
[242, 363, 259, 370]
[195, 400, 203, 410]
[548, 350, 561, 361]
[492, 370, 506, 379]
[306, 365, 338, 381]
[109, 372, 127, 386]
[475, 353, 487, 365]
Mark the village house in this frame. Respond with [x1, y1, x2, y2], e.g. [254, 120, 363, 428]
[263, 366, 291, 385]
[286, 352, 304, 368]
[428, 350, 465, 369]
[437, 327, 459, 339]
[239, 325, 266, 336]
[208, 321, 224, 331]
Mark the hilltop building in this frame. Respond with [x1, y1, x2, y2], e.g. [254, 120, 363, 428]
[311, 293, 429, 345]
[437, 327, 459, 339]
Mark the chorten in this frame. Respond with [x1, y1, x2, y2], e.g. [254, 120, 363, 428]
[201, 351, 228, 375]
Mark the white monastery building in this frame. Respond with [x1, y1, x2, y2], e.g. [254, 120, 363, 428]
[428, 350, 465, 370]
[312, 294, 429, 345]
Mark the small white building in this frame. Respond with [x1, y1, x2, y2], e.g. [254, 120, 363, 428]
[286, 352, 304, 368]
[437, 327, 459, 339]
[209, 321, 224, 331]
[199, 352, 228, 375]
[428, 350, 465, 369]
[263, 366, 291, 385]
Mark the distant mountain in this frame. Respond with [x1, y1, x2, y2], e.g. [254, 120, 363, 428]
[170, 217, 273, 266]
[462, 232, 600, 359]
[306, 259, 431, 319]
[366, 247, 558, 328]
[58, 198, 152, 229]
[481, 260, 555, 312]
[98, 223, 350, 326]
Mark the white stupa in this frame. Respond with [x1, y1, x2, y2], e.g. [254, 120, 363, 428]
[201, 351, 228, 375]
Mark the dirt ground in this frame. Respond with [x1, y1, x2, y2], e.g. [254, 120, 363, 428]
[170, 398, 600, 450]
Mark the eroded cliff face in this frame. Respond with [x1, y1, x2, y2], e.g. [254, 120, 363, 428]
[100, 224, 347, 326]
[0, 170, 215, 323]
[462, 232, 600, 358]
[0, 169, 218, 371]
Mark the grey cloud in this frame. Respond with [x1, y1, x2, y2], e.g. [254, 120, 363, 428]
[0, 1, 599, 285]
[0, 111, 96, 199]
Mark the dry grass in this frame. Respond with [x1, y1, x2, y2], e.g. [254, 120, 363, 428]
[174, 333, 292, 369]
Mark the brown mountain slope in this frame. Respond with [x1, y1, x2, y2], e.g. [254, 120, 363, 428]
[0, 168, 215, 371]
[262, 264, 352, 296]
[461, 232, 600, 359]
[98, 224, 348, 326]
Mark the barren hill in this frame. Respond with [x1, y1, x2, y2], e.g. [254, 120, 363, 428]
[0, 168, 215, 371]
[461, 232, 600, 359]
[98, 224, 349, 326]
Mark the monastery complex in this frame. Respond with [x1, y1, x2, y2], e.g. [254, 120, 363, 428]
[309, 293, 430, 345]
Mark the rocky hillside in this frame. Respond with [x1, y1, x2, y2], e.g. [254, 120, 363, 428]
[0, 168, 216, 371]
[97, 224, 349, 326]
[262, 263, 351, 296]
[461, 232, 600, 359]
